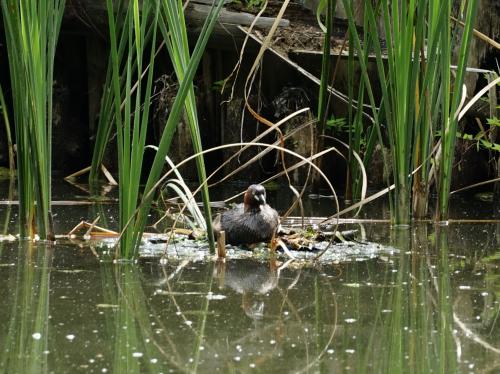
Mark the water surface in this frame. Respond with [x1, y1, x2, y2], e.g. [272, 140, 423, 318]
[0, 180, 499, 372]
[0, 223, 498, 373]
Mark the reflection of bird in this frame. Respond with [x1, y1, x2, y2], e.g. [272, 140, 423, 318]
[215, 260, 278, 320]
[213, 184, 280, 245]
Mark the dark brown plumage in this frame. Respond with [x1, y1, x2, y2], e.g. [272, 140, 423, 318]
[213, 184, 280, 245]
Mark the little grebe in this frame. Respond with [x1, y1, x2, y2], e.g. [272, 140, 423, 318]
[213, 184, 280, 245]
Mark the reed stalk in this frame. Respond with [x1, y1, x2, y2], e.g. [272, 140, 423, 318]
[125, 0, 224, 258]
[0, 85, 15, 175]
[341, 0, 477, 224]
[105, 0, 160, 259]
[1, 0, 65, 239]
[317, 0, 335, 131]
[436, 0, 477, 221]
[157, 0, 216, 252]
[315, 0, 336, 192]
[89, 0, 152, 183]
[99, 0, 223, 259]
[346, 4, 374, 202]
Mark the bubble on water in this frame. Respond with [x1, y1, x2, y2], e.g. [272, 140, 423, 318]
[206, 293, 226, 300]
[66, 334, 75, 341]
[32, 333, 42, 340]
[234, 356, 241, 362]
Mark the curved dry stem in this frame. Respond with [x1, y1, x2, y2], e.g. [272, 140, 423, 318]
[209, 108, 312, 188]
[115, 142, 339, 250]
[458, 76, 500, 121]
[240, 0, 295, 194]
[322, 135, 368, 216]
[221, 0, 269, 102]
[280, 118, 315, 226]
[325, 141, 442, 224]
[450, 176, 500, 195]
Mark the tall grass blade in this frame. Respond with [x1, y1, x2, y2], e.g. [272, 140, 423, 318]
[157, 0, 216, 253]
[436, 0, 478, 221]
[0, 85, 15, 175]
[105, 0, 160, 259]
[89, 0, 131, 182]
[127, 0, 225, 256]
[1, 0, 66, 239]
[317, 0, 336, 131]
[341, 0, 478, 224]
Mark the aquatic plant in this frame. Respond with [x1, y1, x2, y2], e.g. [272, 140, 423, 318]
[1, 243, 52, 372]
[1, 0, 66, 239]
[435, 1, 478, 221]
[111, 265, 164, 372]
[157, 0, 216, 251]
[152, 151, 206, 231]
[317, 0, 335, 132]
[103, 0, 160, 259]
[0, 85, 15, 175]
[341, 0, 478, 224]
[97, 0, 224, 259]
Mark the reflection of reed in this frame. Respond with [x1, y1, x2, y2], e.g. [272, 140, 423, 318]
[149, 257, 338, 371]
[0, 177, 15, 255]
[101, 264, 184, 372]
[1, 242, 52, 373]
[354, 227, 458, 373]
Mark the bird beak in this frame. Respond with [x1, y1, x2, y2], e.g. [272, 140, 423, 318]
[256, 194, 266, 205]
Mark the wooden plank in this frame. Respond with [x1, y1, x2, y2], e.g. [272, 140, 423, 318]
[186, 3, 289, 29]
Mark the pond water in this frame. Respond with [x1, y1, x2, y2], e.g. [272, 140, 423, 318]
[0, 180, 499, 373]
